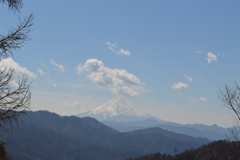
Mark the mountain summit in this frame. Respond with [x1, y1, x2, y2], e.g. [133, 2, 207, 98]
[90, 98, 148, 117]
[77, 98, 160, 122]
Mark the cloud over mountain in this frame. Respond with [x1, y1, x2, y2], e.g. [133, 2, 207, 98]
[76, 59, 142, 98]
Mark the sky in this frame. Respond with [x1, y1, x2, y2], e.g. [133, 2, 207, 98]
[0, 0, 239, 127]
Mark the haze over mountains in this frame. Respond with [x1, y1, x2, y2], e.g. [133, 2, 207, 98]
[77, 98, 228, 141]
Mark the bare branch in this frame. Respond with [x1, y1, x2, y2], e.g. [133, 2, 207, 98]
[0, 0, 33, 157]
[0, 0, 23, 12]
[219, 82, 240, 145]
[0, 67, 31, 136]
[0, 13, 34, 59]
[219, 82, 240, 121]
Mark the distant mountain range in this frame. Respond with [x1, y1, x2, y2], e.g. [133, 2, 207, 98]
[77, 98, 228, 141]
[5, 110, 209, 160]
[102, 118, 227, 141]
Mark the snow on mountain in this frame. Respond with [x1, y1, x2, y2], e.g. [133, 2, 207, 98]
[77, 98, 161, 122]
[90, 98, 148, 118]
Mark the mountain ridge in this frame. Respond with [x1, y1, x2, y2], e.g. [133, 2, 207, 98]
[102, 118, 227, 141]
[5, 110, 209, 159]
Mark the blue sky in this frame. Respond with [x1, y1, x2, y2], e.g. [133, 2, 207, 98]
[1, 1, 239, 127]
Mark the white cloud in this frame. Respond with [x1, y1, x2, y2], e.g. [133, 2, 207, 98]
[50, 60, 65, 72]
[0, 58, 37, 78]
[48, 79, 57, 87]
[218, 53, 225, 56]
[117, 48, 130, 56]
[75, 59, 142, 98]
[171, 82, 189, 89]
[106, 42, 117, 52]
[195, 50, 202, 54]
[111, 86, 139, 98]
[9, 80, 19, 87]
[76, 59, 104, 74]
[206, 52, 217, 63]
[108, 47, 115, 52]
[38, 69, 46, 76]
[63, 101, 81, 108]
[199, 98, 208, 102]
[130, 86, 150, 94]
[106, 42, 130, 56]
[40, 62, 47, 68]
[183, 73, 193, 82]
[106, 42, 116, 47]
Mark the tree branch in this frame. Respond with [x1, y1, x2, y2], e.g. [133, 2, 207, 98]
[0, 0, 23, 12]
[0, 13, 34, 58]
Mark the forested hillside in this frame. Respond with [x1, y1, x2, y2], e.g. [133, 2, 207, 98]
[127, 140, 240, 160]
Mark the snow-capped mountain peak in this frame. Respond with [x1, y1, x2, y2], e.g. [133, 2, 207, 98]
[90, 98, 148, 118]
[77, 98, 165, 122]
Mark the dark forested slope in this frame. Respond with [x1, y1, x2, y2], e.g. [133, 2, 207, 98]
[127, 140, 240, 160]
